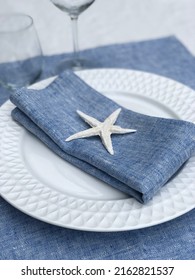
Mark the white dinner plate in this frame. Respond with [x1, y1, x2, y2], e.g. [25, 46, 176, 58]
[0, 69, 195, 232]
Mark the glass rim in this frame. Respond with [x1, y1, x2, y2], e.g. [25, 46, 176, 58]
[0, 13, 34, 34]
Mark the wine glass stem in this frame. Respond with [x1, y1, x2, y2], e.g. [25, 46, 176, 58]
[70, 15, 79, 60]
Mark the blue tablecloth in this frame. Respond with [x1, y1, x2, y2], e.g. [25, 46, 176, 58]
[0, 36, 195, 259]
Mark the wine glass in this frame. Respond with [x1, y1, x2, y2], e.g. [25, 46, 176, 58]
[50, 0, 95, 71]
[0, 14, 43, 90]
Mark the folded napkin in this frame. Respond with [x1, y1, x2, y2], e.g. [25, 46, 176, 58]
[10, 71, 195, 203]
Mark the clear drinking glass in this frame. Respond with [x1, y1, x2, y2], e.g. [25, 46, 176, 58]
[50, 0, 95, 71]
[0, 14, 43, 89]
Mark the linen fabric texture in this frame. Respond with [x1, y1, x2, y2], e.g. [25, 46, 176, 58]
[10, 71, 195, 203]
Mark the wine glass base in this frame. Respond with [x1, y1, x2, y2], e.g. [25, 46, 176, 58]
[54, 57, 96, 74]
[0, 70, 42, 91]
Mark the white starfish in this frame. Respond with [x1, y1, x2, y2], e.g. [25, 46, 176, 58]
[65, 108, 136, 155]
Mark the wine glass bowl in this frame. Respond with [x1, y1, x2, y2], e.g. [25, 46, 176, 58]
[0, 14, 43, 89]
[51, 0, 95, 16]
[50, 0, 95, 71]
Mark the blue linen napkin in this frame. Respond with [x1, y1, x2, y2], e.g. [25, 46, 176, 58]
[10, 70, 195, 203]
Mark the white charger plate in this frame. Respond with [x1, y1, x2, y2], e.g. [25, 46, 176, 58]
[0, 69, 195, 232]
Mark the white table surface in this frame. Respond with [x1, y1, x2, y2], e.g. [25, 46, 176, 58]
[1, 0, 195, 56]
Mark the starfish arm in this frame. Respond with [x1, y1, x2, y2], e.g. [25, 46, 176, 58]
[104, 108, 122, 126]
[66, 127, 100, 141]
[77, 110, 101, 127]
[111, 125, 136, 134]
[100, 130, 114, 155]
